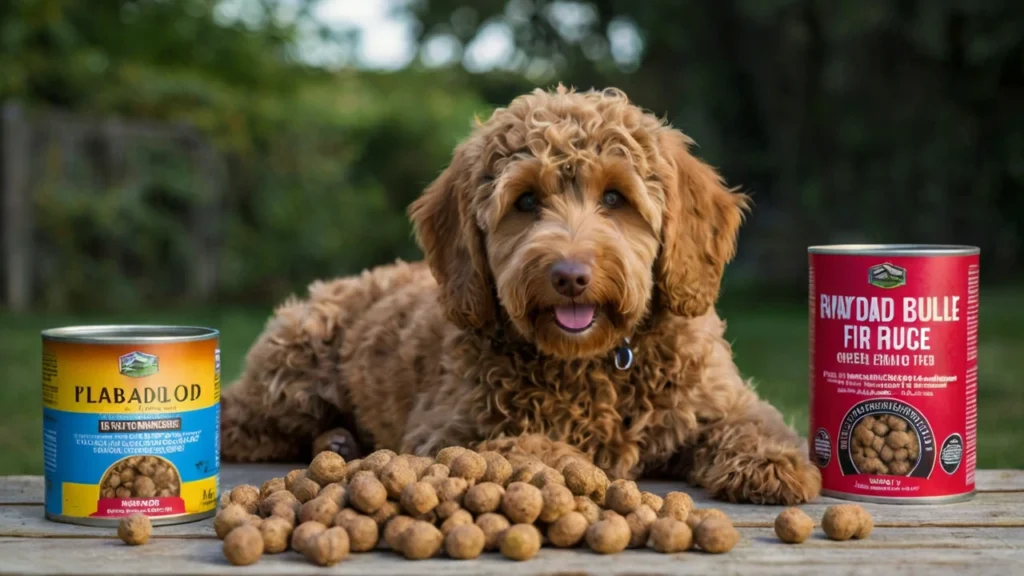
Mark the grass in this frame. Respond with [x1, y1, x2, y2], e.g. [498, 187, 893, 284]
[1, 288, 1021, 475]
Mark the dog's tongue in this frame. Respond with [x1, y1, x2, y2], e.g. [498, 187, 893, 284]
[554, 304, 595, 331]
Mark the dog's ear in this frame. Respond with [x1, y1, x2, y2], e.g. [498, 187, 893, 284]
[408, 140, 496, 330]
[655, 130, 750, 317]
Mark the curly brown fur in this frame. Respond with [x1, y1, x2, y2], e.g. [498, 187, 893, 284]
[221, 86, 821, 505]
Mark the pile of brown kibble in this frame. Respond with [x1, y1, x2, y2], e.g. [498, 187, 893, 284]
[115, 447, 874, 566]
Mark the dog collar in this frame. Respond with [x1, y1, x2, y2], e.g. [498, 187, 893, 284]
[614, 337, 634, 370]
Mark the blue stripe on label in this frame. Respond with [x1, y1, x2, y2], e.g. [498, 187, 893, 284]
[43, 404, 219, 515]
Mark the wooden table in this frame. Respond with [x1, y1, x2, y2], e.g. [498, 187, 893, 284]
[2, 465, 1022, 575]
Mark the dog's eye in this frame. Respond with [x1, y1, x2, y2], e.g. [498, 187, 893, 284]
[602, 189, 625, 209]
[515, 192, 539, 213]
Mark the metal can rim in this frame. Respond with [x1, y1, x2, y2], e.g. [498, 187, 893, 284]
[41, 325, 219, 344]
[807, 244, 979, 256]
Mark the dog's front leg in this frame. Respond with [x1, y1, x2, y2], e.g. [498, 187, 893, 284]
[685, 386, 821, 505]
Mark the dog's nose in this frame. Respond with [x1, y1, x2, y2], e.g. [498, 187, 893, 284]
[550, 260, 592, 298]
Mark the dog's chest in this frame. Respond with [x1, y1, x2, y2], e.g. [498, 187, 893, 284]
[473, 345, 696, 467]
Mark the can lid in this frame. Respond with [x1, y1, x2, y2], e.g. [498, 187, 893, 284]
[41, 325, 219, 344]
[807, 244, 979, 256]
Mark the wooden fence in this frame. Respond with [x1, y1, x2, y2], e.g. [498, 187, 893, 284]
[0, 102, 225, 312]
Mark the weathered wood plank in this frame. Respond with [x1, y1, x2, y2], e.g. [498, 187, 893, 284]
[4, 488, 1023, 538]
[4, 466, 1021, 505]
[0, 528, 1020, 575]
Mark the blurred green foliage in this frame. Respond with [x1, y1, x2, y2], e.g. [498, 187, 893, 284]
[1, 0, 490, 309]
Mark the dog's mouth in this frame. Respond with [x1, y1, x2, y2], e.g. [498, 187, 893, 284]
[552, 303, 597, 333]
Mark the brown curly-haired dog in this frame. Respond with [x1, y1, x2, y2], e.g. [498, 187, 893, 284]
[220, 86, 821, 505]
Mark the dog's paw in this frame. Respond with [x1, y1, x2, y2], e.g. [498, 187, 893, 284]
[697, 446, 822, 505]
[312, 428, 362, 461]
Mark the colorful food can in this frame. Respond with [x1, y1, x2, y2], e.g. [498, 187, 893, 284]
[41, 325, 220, 526]
[808, 245, 979, 503]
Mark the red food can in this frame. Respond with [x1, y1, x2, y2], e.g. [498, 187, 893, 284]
[808, 244, 979, 503]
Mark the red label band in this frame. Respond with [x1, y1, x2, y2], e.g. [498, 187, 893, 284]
[809, 252, 978, 500]
[90, 497, 187, 517]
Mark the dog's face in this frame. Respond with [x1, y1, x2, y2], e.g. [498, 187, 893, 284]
[410, 87, 748, 359]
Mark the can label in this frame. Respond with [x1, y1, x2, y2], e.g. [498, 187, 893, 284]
[42, 338, 220, 519]
[809, 253, 978, 500]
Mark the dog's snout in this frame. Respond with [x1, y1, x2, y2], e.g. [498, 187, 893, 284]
[550, 260, 592, 298]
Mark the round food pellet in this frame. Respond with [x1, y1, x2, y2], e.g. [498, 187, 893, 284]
[602, 477, 634, 512]
[290, 520, 327, 554]
[449, 451, 487, 482]
[408, 456, 434, 478]
[381, 459, 418, 499]
[479, 451, 513, 486]
[500, 524, 541, 561]
[626, 504, 658, 548]
[686, 508, 729, 530]
[304, 526, 349, 566]
[308, 451, 347, 485]
[510, 460, 546, 484]
[434, 446, 468, 467]
[342, 459, 363, 483]
[384, 515, 416, 549]
[361, 449, 397, 476]
[659, 491, 694, 521]
[539, 483, 575, 523]
[223, 524, 264, 566]
[586, 514, 631, 554]
[334, 507, 360, 526]
[229, 484, 261, 515]
[435, 477, 469, 505]
[298, 496, 340, 526]
[694, 517, 739, 553]
[348, 474, 388, 514]
[318, 482, 347, 508]
[290, 476, 321, 504]
[435, 501, 462, 520]
[336, 513, 379, 552]
[401, 481, 440, 516]
[822, 504, 867, 541]
[501, 481, 544, 524]
[260, 516, 293, 554]
[285, 469, 306, 490]
[445, 523, 486, 559]
[269, 502, 297, 527]
[648, 517, 692, 553]
[464, 482, 505, 515]
[640, 491, 664, 513]
[574, 496, 601, 525]
[117, 513, 151, 545]
[259, 489, 299, 517]
[476, 512, 511, 551]
[214, 504, 253, 540]
[562, 462, 596, 496]
[529, 467, 565, 489]
[398, 520, 444, 560]
[440, 509, 474, 536]
[774, 507, 814, 544]
[260, 477, 286, 499]
[547, 511, 588, 548]
[420, 463, 450, 481]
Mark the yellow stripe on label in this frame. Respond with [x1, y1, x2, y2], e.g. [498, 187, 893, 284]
[63, 483, 102, 517]
[43, 339, 218, 413]
[181, 476, 219, 513]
